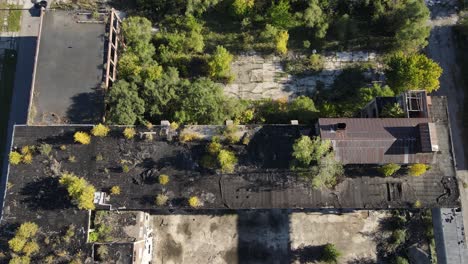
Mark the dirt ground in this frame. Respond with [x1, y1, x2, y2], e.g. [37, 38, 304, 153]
[152, 210, 389, 264]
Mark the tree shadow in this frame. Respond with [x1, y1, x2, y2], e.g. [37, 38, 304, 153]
[66, 90, 104, 124]
[291, 245, 325, 263]
[20, 177, 71, 210]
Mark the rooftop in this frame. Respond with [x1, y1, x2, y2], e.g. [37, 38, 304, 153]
[31, 10, 105, 124]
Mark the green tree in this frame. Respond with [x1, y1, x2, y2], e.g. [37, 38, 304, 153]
[232, 0, 254, 16]
[186, 0, 220, 16]
[209, 46, 234, 81]
[288, 96, 318, 123]
[267, 0, 294, 29]
[275, 30, 289, 55]
[302, 0, 328, 38]
[122, 16, 152, 47]
[322, 243, 341, 264]
[358, 83, 394, 105]
[394, 0, 431, 53]
[59, 173, 96, 210]
[381, 103, 405, 117]
[311, 152, 343, 189]
[385, 52, 443, 94]
[379, 163, 401, 177]
[106, 80, 145, 125]
[292, 136, 314, 167]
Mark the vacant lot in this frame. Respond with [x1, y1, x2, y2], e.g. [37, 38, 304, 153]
[152, 210, 388, 264]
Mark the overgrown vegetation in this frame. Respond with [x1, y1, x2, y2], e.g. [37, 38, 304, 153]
[8, 222, 39, 263]
[379, 163, 401, 177]
[291, 135, 343, 189]
[74, 132, 91, 145]
[59, 173, 96, 210]
[408, 163, 428, 177]
[201, 136, 238, 172]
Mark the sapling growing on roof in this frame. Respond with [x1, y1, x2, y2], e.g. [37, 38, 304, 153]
[188, 196, 201, 208]
[409, 163, 428, 176]
[123, 127, 136, 139]
[379, 163, 401, 177]
[9, 151, 22, 165]
[91, 123, 110, 137]
[110, 186, 121, 195]
[59, 173, 96, 210]
[38, 143, 52, 156]
[74, 131, 91, 145]
[155, 194, 169, 206]
[159, 174, 169, 185]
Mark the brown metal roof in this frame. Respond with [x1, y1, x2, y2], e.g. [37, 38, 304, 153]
[318, 118, 435, 164]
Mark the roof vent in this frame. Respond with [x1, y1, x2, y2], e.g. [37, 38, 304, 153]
[337, 123, 347, 130]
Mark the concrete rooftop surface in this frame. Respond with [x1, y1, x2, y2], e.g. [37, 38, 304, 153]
[31, 10, 105, 125]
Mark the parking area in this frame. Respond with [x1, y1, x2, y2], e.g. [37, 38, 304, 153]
[31, 10, 105, 124]
[152, 210, 387, 264]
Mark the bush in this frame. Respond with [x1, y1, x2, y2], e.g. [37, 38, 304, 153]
[9, 151, 22, 165]
[22, 153, 33, 164]
[217, 150, 237, 173]
[20, 145, 32, 155]
[17, 222, 38, 238]
[63, 224, 75, 243]
[97, 245, 109, 260]
[392, 229, 407, 246]
[322, 243, 341, 263]
[275, 30, 289, 55]
[91, 123, 110, 137]
[223, 125, 240, 144]
[309, 54, 324, 72]
[180, 132, 201, 142]
[74, 132, 91, 145]
[409, 163, 428, 176]
[395, 256, 409, 264]
[159, 174, 170, 185]
[379, 163, 401, 177]
[8, 236, 26, 252]
[208, 45, 234, 82]
[188, 196, 201, 208]
[123, 127, 136, 139]
[414, 200, 422, 208]
[22, 241, 39, 256]
[207, 139, 222, 155]
[8, 256, 30, 264]
[110, 186, 121, 195]
[95, 153, 104, 161]
[122, 165, 130, 173]
[68, 155, 76, 163]
[155, 194, 168, 206]
[38, 143, 52, 156]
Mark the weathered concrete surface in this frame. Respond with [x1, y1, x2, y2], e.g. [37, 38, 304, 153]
[151, 210, 387, 264]
[224, 53, 383, 100]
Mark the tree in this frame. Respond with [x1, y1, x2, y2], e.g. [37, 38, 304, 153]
[394, 0, 431, 53]
[292, 136, 314, 167]
[74, 132, 91, 145]
[275, 30, 289, 55]
[217, 150, 237, 173]
[122, 16, 152, 47]
[106, 80, 145, 125]
[186, 0, 220, 16]
[208, 46, 234, 81]
[288, 96, 318, 123]
[232, 0, 254, 16]
[59, 173, 96, 210]
[381, 103, 405, 117]
[385, 52, 443, 94]
[311, 152, 343, 189]
[302, 0, 329, 38]
[322, 243, 341, 264]
[9, 151, 22, 165]
[379, 163, 401, 177]
[267, 0, 294, 29]
[9, 256, 31, 264]
[16, 222, 38, 238]
[409, 163, 428, 176]
[358, 83, 394, 105]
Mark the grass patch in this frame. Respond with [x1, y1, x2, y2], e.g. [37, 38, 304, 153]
[0, 5, 22, 32]
[0, 49, 17, 174]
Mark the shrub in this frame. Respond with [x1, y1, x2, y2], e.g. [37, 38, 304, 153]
[309, 54, 324, 72]
[17, 222, 38, 238]
[20, 146, 32, 155]
[218, 150, 237, 173]
[60, 145, 67, 150]
[189, 196, 201, 208]
[68, 155, 76, 163]
[91, 124, 110, 137]
[38, 143, 52, 156]
[155, 194, 168, 206]
[95, 153, 103, 161]
[22, 153, 33, 164]
[22, 241, 39, 256]
[208, 45, 234, 82]
[414, 200, 422, 208]
[74, 132, 91, 145]
[159, 174, 169, 185]
[122, 165, 130, 173]
[180, 132, 201, 142]
[8, 236, 26, 252]
[275, 30, 289, 55]
[144, 133, 154, 141]
[322, 243, 341, 264]
[395, 256, 409, 264]
[97, 245, 109, 260]
[291, 136, 314, 166]
[63, 224, 75, 243]
[123, 127, 136, 139]
[88, 231, 99, 242]
[9, 151, 22, 165]
[392, 229, 407, 246]
[8, 256, 31, 264]
[207, 140, 222, 155]
[59, 173, 96, 210]
[44, 255, 55, 264]
[170, 122, 179, 130]
[223, 125, 240, 144]
[379, 163, 401, 177]
[409, 163, 428, 176]
[110, 186, 121, 195]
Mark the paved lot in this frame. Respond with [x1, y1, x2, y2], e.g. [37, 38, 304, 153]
[32, 10, 105, 124]
[152, 210, 387, 264]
